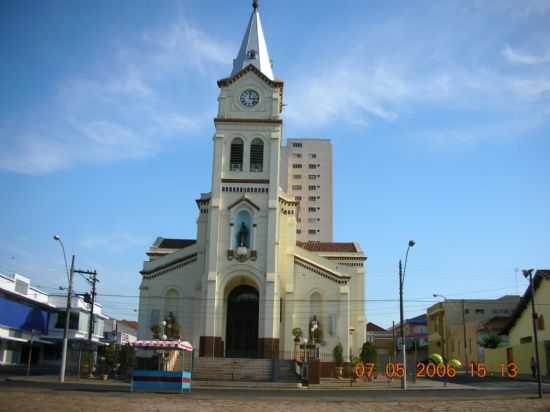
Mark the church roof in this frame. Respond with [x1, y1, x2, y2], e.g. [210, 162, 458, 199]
[296, 241, 359, 253]
[156, 238, 196, 249]
[367, 322, 388, 332]
[231, 1, 274, 80]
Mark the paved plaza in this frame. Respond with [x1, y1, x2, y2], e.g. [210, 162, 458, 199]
[1, 376, 549, 412]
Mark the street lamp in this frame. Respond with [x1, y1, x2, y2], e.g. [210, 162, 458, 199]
[522, 269, 543, 399]
[399, 240, 415, 390]
[53, 234, 75, 384]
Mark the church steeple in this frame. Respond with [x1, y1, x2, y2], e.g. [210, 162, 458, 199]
[231, 0, 274, 80]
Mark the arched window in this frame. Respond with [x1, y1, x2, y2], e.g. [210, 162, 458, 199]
[230, 138, 244, 171]
[250, 138, 264, 172]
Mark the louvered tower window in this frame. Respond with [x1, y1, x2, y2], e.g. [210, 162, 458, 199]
[250, 138, 264, 172]
[230, 138, 244, 171]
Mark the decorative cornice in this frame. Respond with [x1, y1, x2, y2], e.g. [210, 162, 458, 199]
[214, 117, 282, 125]
[141, 253, 197, 278]
[294, 256, 350, 285]
[227, 195, 260, 211]
[218, 64, 284, 88]
[222, 178, 269, 184]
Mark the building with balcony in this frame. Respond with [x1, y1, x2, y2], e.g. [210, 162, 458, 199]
[427, 295, 520, 364]
[0, 272, 108, 372]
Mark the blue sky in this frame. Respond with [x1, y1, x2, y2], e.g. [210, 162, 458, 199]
[1, 0, 549, 328]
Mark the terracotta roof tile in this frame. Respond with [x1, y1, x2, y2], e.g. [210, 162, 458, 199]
[118, 320, 139, 330]
[296, 241, 358, 253]
[367, 322, 388, 332]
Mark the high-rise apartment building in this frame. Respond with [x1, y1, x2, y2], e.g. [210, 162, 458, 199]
[281, 139, 333, 242]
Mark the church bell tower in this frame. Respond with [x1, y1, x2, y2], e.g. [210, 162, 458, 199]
[199, 0, 286, 358]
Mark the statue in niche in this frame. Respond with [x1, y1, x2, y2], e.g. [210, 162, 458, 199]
[237, 221, 250, 248]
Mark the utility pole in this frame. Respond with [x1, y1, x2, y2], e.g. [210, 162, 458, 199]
[60, 255, 75, 383]
[523, 269, 543, 399]
[462, 299, 469, 369]
[392, 321, 396, 362]
[74, 269, 98, 377]
[399, 259, 406, 390]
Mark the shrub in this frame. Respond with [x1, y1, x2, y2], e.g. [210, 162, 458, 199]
[360, 342, 377, 364]
[333, 343, 344, 366]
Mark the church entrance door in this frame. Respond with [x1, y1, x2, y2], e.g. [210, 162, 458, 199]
[226, 285, 259, 358]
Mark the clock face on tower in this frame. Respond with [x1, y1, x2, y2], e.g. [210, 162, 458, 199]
[240, 89, 260, 107]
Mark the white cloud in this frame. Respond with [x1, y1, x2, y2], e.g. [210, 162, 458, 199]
[502, 45, 550, 65]
[80, 233, 150, 253]
[0, 20, 233, 175]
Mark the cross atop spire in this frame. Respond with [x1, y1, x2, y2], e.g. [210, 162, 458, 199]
[231, 1, 274, 80]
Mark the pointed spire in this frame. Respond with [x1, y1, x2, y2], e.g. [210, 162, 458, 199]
[231, 1, 274, 80]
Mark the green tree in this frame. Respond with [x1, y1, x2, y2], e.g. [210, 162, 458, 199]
[360, 342, 378, 364]
[480, 332, 502, 349]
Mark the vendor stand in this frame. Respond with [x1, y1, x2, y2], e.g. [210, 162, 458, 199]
[131, 340, 193, 393]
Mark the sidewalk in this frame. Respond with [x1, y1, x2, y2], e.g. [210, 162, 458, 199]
[4, 374, 474, 391]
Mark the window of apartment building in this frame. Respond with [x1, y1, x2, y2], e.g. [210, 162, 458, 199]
[292, 142, 302, 148]
[475, 309, 485, 315]
[296, 229, 302, 234]
[308, 218, 317, 223]
[292, 185, 302, 190]
[292, 164, 302, 169]
[308, 175, 317, 180]
[308, 207, 318, 212]
[296, 218, 301, 222]
[308, 164, 318, 169]
[250, 138, 264, 172]
[308, 185, 318, 190]
[308, 229, 318, 235]
[293, 174, 302, 179]
[308, 196, 318, 201]
[295, 196, 302, 201]
[293, 153, 302, 159]
[309, 153, 317, 159]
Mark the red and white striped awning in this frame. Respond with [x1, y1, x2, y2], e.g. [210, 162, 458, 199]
[132, 340, 193, 352]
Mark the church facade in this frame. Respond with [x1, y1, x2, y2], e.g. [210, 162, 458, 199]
[137, 2, 367, 360]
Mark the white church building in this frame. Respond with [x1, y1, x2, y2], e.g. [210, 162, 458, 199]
[137, 2, 367, 361]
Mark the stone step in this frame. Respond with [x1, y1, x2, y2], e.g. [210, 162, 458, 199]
[192, 357, 272, 381]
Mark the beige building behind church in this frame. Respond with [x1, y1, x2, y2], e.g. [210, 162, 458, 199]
[281, 139, 333, 242]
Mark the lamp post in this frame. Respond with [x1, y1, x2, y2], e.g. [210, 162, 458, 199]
[399, 240, 415, 390]
[26, 329, 39, 377]
[53, 234, 75, 384]
[433, 294, 448, 387]
[522, 269, 543, 399]
[349, 327, 355, 387]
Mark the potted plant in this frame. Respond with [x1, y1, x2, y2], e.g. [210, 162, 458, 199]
[333, 343, 344, 379]
[292, 327, 303, 343]
[150, 324, 161, 339]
